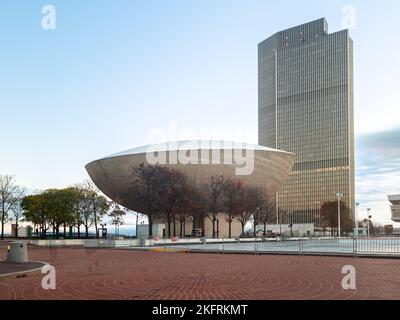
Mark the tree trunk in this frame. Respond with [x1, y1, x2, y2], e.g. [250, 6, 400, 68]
[228, 220, 232, 238]
[148, 215, 153, 238]
[63, 223, 66, 237]
[15, 221, 19, 238]
[85, 226, 89, 238]
[41, 207, 45, 239]
[253, 223, 257, 237]
[135, 214, 138, 238]
[167, 216, 171, 238]
[241, 222, 245, 236]
[93, 198, 99, 239]
[173, 216, 176, 237]
[264, 223, 266, 235]
[1, 201, 5, 239]
[212, 215, 216, 238]
[1, 216, 4, 240]
[77, 225, 81, 238]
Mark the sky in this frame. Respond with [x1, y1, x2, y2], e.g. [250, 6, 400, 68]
[1, 0, 399, 231]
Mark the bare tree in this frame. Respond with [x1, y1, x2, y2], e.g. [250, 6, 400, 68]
[259, 200, 275, 236]
[69, 186, 86, 238]
[84, 180, 109, 238]
[241, 186, 266, 236]
[160, 168, 188, 237]
[132, 211, 145, 238]
[131, 163, 166, 237]
[202, 175, 225, 238]
[0, 175, 24, 239]
[222, 178, 245, 238]
[321, 201, 352, 236]
[72, 185, 93, 238]
[235, 209, 253, 236]
[176, 184, 202, 238]
[11, 197, 25, 238]
[185, 186, 207, 237]
[108, 205, 126, 237]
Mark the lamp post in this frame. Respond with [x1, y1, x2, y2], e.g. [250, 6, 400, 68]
[355, 203, 360, 238]
[336, 193, 343, 238]
[367, 208, 371, 237]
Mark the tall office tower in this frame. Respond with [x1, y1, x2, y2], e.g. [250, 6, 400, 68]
[258, 18, 354, 227]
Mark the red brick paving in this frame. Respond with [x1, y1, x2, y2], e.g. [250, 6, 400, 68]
[0, 261, 44, 276]
[0, 244, 399, 300]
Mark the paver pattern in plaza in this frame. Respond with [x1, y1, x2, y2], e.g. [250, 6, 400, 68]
[0, 244, 399, 300]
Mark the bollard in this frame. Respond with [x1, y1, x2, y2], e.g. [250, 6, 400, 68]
[6, 242, 29, 263]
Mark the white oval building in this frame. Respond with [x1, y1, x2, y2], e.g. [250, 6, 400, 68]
[85, 140, 295, 237]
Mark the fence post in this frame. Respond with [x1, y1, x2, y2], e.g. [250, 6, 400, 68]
[299, 237, 303, 255]
[355, 236, 358, 258]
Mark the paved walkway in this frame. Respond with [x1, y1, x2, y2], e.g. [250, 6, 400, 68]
[0, 261, 44, 278]
[0, 246, 399, 300]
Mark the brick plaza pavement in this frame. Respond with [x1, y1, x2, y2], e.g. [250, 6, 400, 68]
[0, 245, 399, 300]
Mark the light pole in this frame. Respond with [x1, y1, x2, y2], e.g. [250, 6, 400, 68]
[367, 208, 371, 237]
[336, 193, 343, 238]
[355, 203, 360, 238]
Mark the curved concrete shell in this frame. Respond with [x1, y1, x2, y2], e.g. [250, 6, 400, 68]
[389, 195, 400, 223]
[85, 140, 295, 211]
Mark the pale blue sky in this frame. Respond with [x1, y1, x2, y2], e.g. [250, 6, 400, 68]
[1, 0, 399, 228]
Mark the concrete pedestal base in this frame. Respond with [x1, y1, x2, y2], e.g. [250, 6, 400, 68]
[6, 242, 29, 263]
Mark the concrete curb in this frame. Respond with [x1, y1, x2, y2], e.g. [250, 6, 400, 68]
[0, 261, 48, 280]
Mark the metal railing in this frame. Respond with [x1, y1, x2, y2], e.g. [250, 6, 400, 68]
[145, 235, 400, 257]
[252, 236, 400, 256]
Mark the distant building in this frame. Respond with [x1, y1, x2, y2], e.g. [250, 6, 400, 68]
[136, 215, 242, 239]
[384, 225, 394, 235]
[137, 223, 166, 239]
[256, 223, 314, 237]
[393, 228, 400, 236]
[354, 227, 368, 237]
[388, 194, 400, 222]
[258, 18, 355, 227]
[11, 225, 32, 238]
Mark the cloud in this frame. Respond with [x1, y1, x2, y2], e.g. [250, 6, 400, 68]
[356, 127, 400, 226]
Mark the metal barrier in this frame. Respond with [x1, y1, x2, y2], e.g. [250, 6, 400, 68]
[216, 237, 226, 256]
[146, 235, 400, 257]
[255, 236, 400, 256]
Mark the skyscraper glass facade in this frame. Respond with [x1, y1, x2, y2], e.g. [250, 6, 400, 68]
[258, 18, 355, 227]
